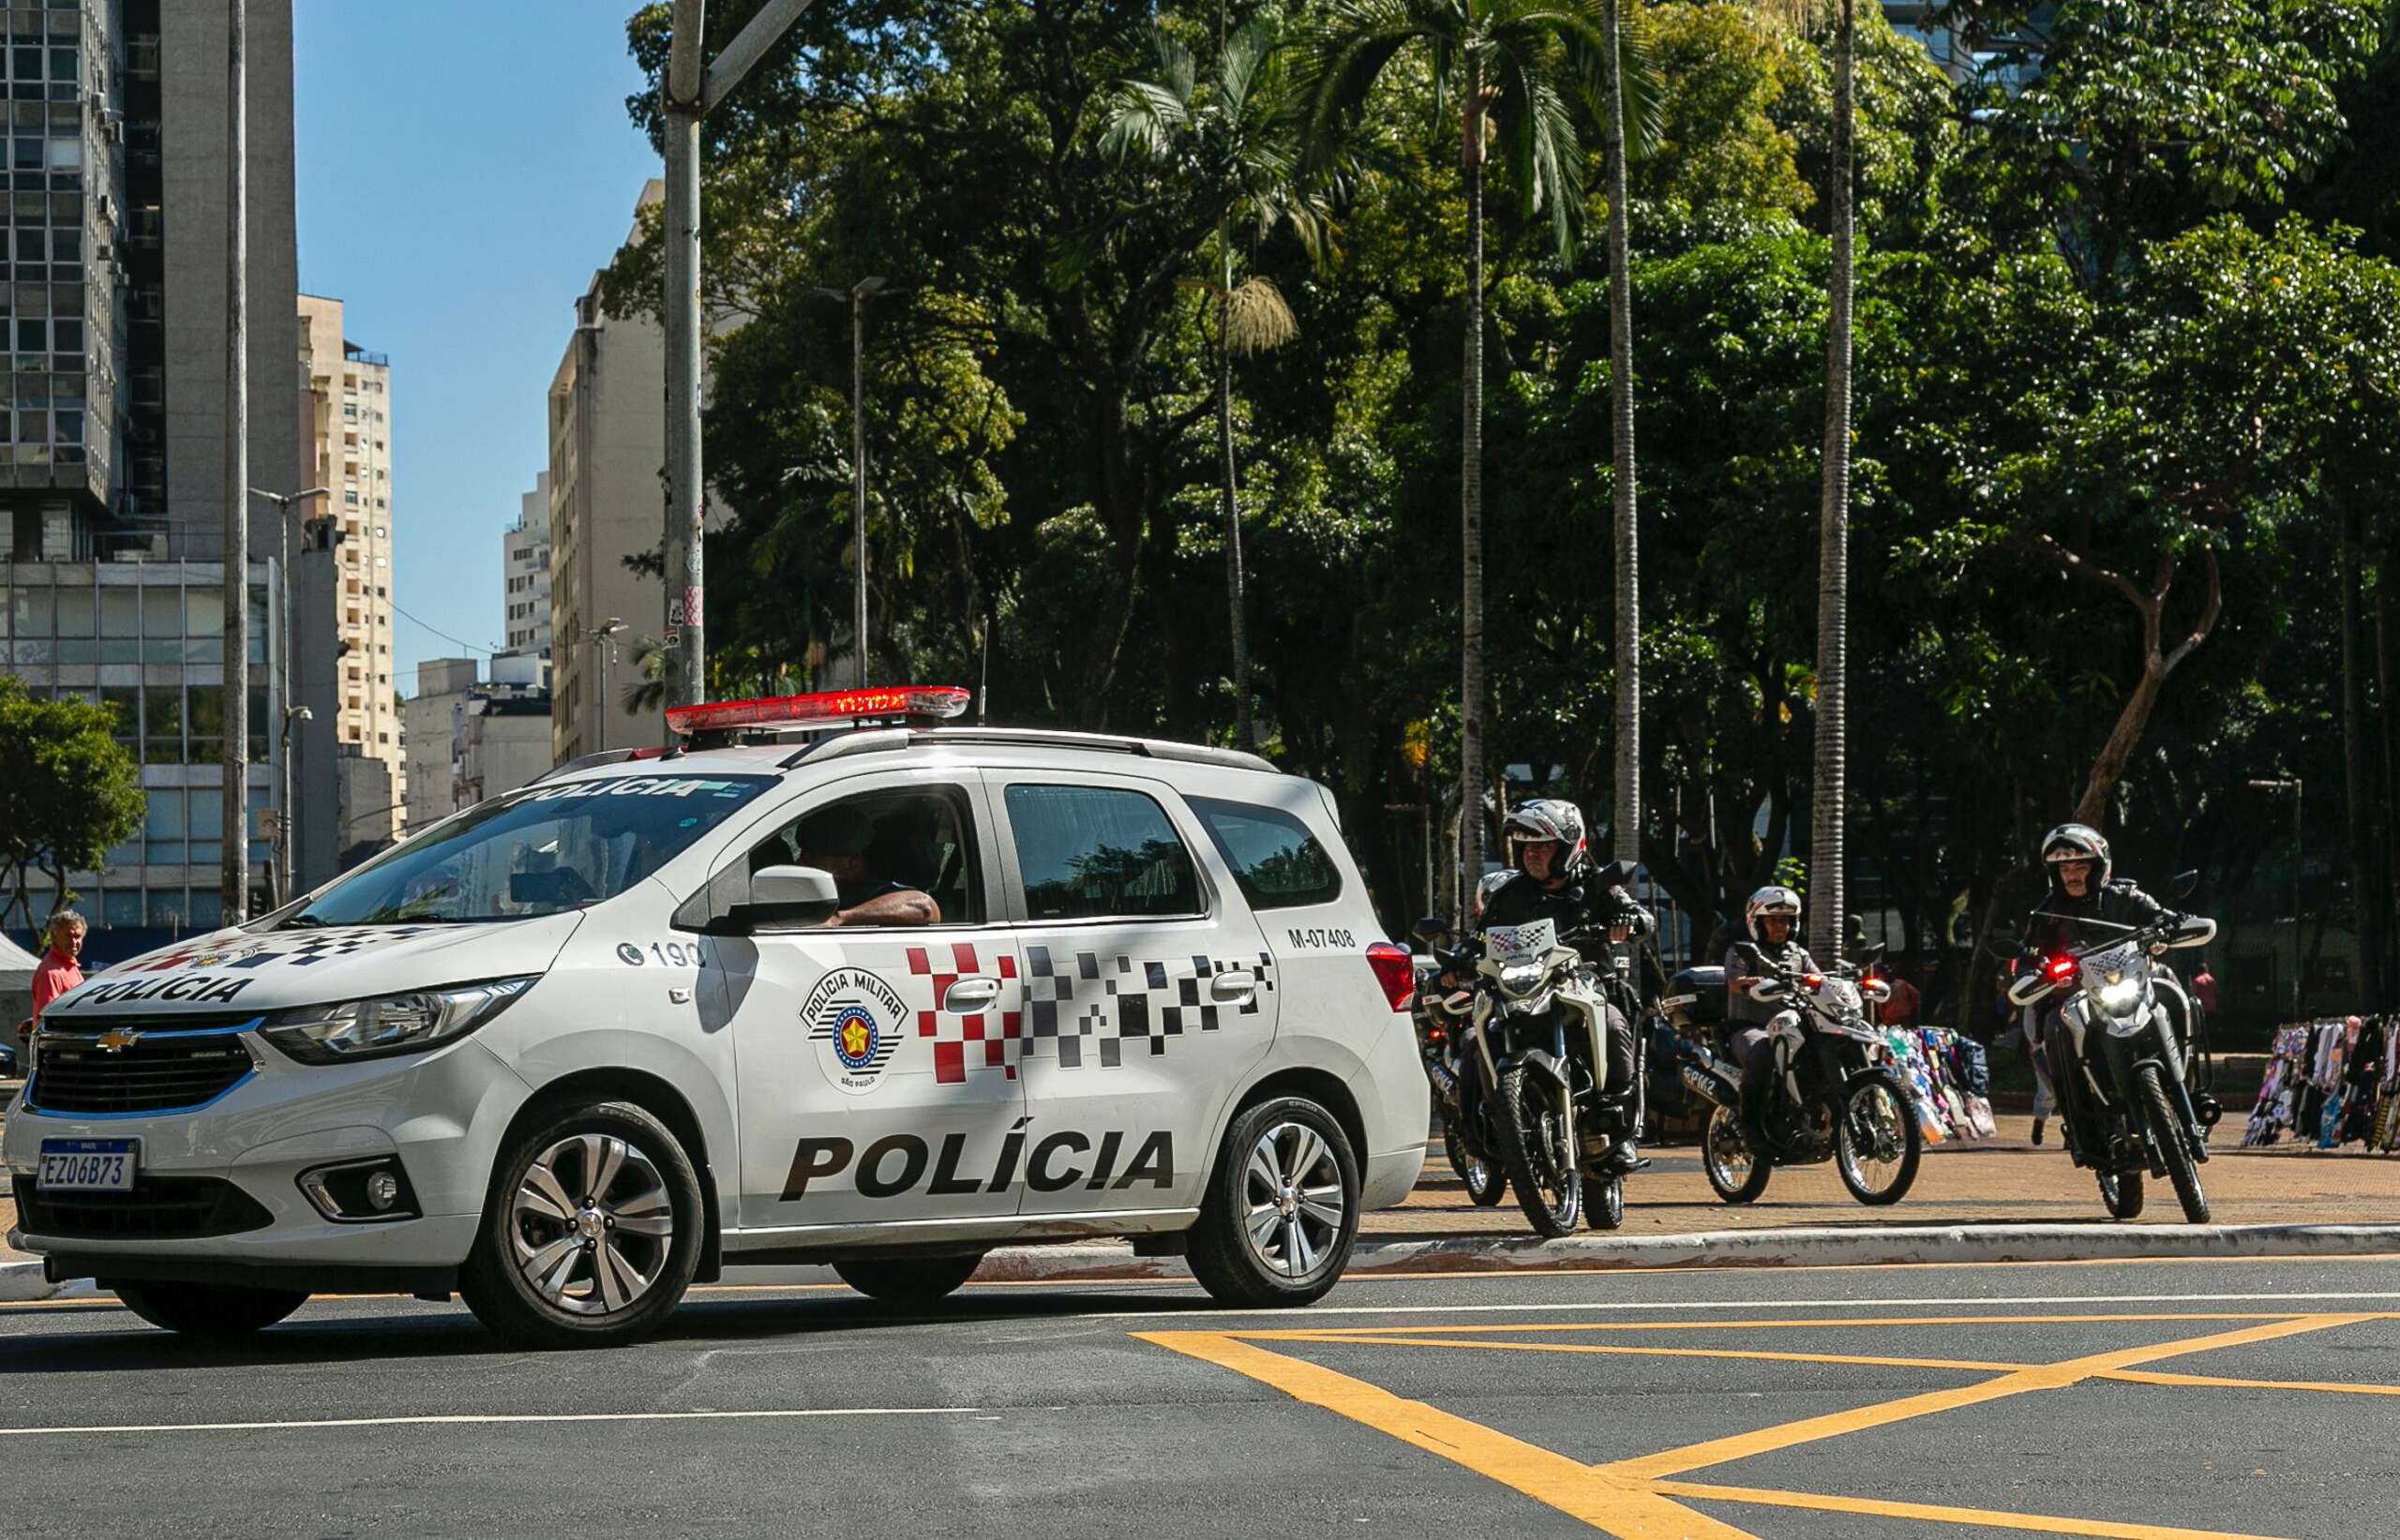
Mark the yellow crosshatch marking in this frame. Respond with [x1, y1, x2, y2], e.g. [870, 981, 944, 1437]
[1137, 1309, 2400, 1540]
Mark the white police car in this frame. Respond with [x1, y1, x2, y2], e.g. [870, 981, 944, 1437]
[6, 688, 1426, 1346]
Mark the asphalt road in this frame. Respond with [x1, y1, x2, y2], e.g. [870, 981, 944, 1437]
[3, 1257, 2396, 1539]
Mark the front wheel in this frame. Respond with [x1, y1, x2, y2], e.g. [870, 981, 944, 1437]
[833, 1252, 985, 1305]
[1702, 1104, 1773, 1204]
[1585, 1169, 1625, 1231]
[1496, 1065, 1581, 1237]
[2138, 1063, 2211, 1223]
[2097, 1163, 2145, 1219]
[1187, 1096, 1359, 1308]
[458, 1099, 706, 1349]
[1836, 1072, 1923, 1206]
[111, 1280, 308, 1337]
[1445, 1125, 1508, 1206]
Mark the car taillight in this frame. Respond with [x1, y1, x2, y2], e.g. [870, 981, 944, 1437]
[1366, 942, 1415, 1012]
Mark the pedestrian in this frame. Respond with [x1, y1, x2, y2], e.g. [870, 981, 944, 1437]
[1878, 964, 1921, 1028]
[29, 907, 86, 1031]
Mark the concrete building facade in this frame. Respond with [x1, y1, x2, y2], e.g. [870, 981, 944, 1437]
[0, 0, 304, 952]
[403, 651, 548, 827]
[502, 470, 549, 664]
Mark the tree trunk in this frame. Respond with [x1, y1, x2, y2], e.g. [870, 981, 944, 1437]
[1603, 0, 1640, 865]
[2378, 562, 2399, 1007]
[1219, 237, 1252, 749]
[1808, 0, 1856, 952]
[1457, 72, 1490, 924]
[2340, 508, 2381, 1010]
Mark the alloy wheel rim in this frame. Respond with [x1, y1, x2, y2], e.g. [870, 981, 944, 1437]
[1243, 1121, 1345, 1280]
[1841, 1083, 1908, 1196]
[510, 1132, 674, 1317]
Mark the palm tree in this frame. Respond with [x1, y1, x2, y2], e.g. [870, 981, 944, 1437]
[622, 634, 668, 718]
[1299, 0, 1611, 919]
[1807, 0, 1855, 950]
[1100, 20, 1333, 749]
[1600, 0, 1640, 866]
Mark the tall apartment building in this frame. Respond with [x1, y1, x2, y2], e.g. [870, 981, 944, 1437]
[0, 0, 303, 947]
[296, 290, 399, 842]
[502, 469, 549, 665]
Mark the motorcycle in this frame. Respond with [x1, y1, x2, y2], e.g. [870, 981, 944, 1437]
[1412, 859, 1649, 1238]
[1413, 946, 1507, 1207]
[2002, 885, 2219, 1222]
[1681, 943, 1923, 1207]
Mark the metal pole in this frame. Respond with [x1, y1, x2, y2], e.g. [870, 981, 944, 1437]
[277, 503, 292, 902]
[2294, 779, 2303, 1020]
[663, 54, 705, 714]
[851, 284, 869, 687]
[221, 0, 249, 925]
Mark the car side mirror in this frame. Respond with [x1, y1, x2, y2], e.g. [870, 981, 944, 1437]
[2168, 869, 2198, 901]
[725, 864, 841, 931]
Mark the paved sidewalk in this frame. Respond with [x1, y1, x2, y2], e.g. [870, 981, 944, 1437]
[1372, 1112, 2398, 1239]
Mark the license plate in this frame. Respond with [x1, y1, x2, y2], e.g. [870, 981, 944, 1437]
[38, 1137, 138, 1193]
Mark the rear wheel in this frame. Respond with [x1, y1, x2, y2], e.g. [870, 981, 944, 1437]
[1702, 1105, 1773, 1204]
[833, 1252, 984, 1305]
[111, 1280, 308, 1337]
[1445, 1126, 1507, 1206]
[1188, 1096, 1358, 1308]
[1496, 1065, 1582, 1237]
[1836, 1072, 1923, 1206]
[2138, 1064, 2211, 1223]
[2097, 1163, 2145, 1219]
[458, 1099, 705, 1349]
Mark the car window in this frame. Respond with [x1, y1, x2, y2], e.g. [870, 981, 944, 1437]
[1005, 784, 1201, 921]
[740, 784, 982, 926]
[288, 774, 778, 925]
[1187, 795, 1342, 910]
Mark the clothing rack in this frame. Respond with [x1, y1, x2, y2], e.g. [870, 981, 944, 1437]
[2242, 1016, 2397, 1150]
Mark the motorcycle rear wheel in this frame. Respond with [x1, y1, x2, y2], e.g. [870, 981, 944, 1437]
[1702, 1104, 1773, 1204]
[1445, 1125, 1508, 1207]
[2138, 1063, 2211, 1223]
[2097, 1163, 2145, 1219]
[1496, 1065, 1582, 1237]
[1836, 1072, 1923, 1206]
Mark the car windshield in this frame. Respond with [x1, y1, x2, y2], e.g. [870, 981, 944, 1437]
[284, 773, 778, 926]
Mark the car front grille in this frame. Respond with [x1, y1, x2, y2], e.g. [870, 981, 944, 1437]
[11, 1174, 274, 1241]
[27, 1017, 259, 1115]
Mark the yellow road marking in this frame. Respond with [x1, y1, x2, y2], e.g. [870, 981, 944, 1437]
[1137, 1329, 1756, 1539]
[2108, 1368, 2400, 1396]
[1238, 1310, 2333, 1338]
[1650, 1480, 2292, 1540]
[1607, 1314, 2372, 1481]
[1251, 1332, 2032, 1374]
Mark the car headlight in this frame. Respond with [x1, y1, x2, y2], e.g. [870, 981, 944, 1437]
[1499, 963, 1545, 996]
[2094, 979, 2144, 1014]
[260, 977, 535, 1065]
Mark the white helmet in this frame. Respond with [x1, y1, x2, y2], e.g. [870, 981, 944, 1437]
[1745, 884, 1803, 942]
[1503, 799, 1587, 877]
[2041, 823, 2111, 890]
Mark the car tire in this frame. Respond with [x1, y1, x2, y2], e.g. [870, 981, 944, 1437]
[111, 1280, 308, 1337]
[458, 1098, 705, 1350]
[833, 1252, 985, 1305]
[1187, 1095, 1359, 1308]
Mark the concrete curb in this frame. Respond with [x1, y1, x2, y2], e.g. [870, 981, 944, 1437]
[10, 1223, 2398, 1302]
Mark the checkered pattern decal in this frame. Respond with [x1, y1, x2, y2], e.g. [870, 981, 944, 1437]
[1022, 944, 1277, 1069]
[906, 940, 1023, 1084]
[131, 928, 436, 972]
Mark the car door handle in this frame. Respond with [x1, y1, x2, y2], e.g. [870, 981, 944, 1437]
[1210, 969, 1257, 1003]
[944, 976, 1002, 1013]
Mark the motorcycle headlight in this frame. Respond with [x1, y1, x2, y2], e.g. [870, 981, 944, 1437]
[1499, 963, 1545, 997]
[2094, 979, 2145, 1015]
[260, 977, 535, 1066]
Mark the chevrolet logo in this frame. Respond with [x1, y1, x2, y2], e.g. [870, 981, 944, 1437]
[94, 1027, 141, 1054]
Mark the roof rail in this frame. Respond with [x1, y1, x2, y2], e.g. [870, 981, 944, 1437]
[909, 727, 1274, 773]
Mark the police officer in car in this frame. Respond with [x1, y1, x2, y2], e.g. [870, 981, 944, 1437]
[1479, 800, 1653, 1169]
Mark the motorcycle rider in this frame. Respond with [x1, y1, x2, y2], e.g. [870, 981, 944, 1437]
[2018, 823, 2199, 1148]
[1724, 885, 1818, 1141]
[1478, 800, 1652, 1168]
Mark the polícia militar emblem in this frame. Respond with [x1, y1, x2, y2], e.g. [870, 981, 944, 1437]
[832, 1006, 879, 1071]
[803, 966, 908, 1094]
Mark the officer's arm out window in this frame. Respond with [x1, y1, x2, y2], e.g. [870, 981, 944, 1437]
[1186, 795, 1342, 910]
[733, 785, 982, 929]
[1005, 785, 1201, 920]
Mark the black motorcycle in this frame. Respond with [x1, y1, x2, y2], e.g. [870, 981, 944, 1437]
[2001, 883, 2219, 1222]
[1680, 943, 1923, 1207]
[1413, 947, 1507, 1207]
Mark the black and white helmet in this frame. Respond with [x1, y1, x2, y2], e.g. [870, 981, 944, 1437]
[1744, 884, 1803, 942]
[2041, 823, 2112, 891]
[1503, 799, 1587, 877]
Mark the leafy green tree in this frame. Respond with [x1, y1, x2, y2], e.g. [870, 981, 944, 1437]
[0, 676, 144, 931]
[1298, 0, 1612, 908]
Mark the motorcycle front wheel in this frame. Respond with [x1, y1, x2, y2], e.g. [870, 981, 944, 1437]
[2097, 1162, 2145, 1220]
[1702, 1104, 1773, 1204]
[1445, 1125, 1508, 1207]
[1836, 1072, 1923, 1206]
[2138, 1063, 2211, 1223]
[1586, 1169, 1625, 1231]
[1496, 1065, 1582, 1236]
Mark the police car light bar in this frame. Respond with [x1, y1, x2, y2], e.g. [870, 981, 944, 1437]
[664, 685, 972, 739]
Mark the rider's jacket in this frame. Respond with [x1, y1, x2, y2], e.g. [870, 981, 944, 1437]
[1724, 936, 1819, 1027]
[2021, 879, 2168, 960]
[1481, 871, 1649, 938]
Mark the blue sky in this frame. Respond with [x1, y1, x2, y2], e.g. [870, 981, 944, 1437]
[293, 2, 661, 692]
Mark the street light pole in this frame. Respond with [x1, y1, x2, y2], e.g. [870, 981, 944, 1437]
[221, 0, 249, 925]
[808, 278, 897, 688]
[662, 0, 819, 713]
[2250, 776, 2304, 1019]
[251, 485, 329, 905]
[579, 618, 626, 752]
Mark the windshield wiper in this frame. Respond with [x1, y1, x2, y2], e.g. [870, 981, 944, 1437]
[280, 914, 329, 929]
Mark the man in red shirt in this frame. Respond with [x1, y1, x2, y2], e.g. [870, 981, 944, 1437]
[1878, 964, 1921, 1028]
[27, 908, 86, 1029]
